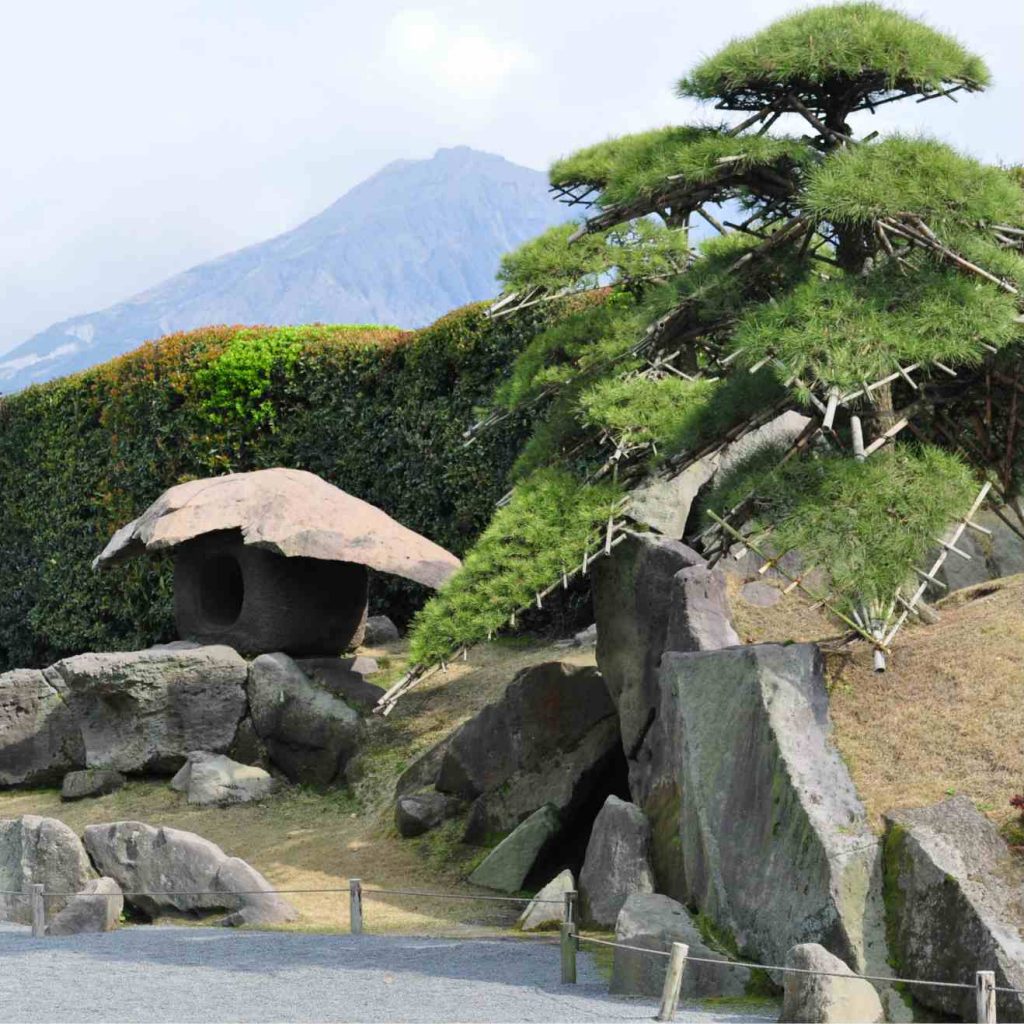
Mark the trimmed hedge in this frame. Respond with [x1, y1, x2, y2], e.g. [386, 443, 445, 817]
[0, 306, 540, 670]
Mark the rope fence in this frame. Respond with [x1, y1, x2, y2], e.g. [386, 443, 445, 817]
[4, 878, 1020, 1022]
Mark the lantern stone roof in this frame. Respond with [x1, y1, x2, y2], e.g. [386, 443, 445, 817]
[94, 468, 461, 590]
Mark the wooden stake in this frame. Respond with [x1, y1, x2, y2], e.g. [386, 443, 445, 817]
[560, 922, 577, 984]
[349, 878, 363, 935]
[657, 942, 689, 1021]
[31, 884, 44, 938]
[975, 971, 996, 1024]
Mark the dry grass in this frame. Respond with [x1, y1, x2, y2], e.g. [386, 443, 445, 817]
[829, 576, 1024, 833]
[0, 637, 594, 935]
[728, 570, 1024, 834]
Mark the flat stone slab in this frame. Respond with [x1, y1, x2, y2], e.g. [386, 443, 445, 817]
[468, 805, 560, 893]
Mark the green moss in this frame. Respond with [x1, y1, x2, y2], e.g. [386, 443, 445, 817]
[804, 137, 1024, 229]
[679, 3, 989, 106]
[702, 444, 978, 611]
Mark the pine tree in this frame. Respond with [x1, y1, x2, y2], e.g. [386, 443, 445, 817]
[381, 2, 1024, 711]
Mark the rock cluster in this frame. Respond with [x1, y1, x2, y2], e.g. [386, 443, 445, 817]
[0, 814, 296, 934]
[0, 645, 370, 790]
[436, 661, 621, 844]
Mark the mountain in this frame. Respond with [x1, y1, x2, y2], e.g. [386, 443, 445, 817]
[0, 146, 572, 393]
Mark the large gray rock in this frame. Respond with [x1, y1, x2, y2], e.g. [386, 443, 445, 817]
[436, 662, 620, 843]
[518, 869, 574, 932]
[248, 653, 361, 786]
[664, 564, 739, 654]
[0, 669, 83, 787]
[654, 644, 885, 974]
[592, 533, 703, 765]
[610, 893, 751, 999]
[0, 816, 95, 924]
[395, 791, 461, 838]
[579, 796, 654, 928]
[468, 805, 560, 893]
[46, 877, 123, 935]
[82, 821, 297, 926]
[628, 458, 718, 539]
[61, 769, 126, 801]
[170, 752, 277, 806]
[780, 943, 883, 1023]
[883, 797, 1024, 1022]
[42, 646, 247, 774]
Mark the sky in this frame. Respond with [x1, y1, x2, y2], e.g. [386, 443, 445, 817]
[0, 0, 1021, 354]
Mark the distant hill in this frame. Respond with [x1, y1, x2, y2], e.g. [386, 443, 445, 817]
[0, 146, 572, 393]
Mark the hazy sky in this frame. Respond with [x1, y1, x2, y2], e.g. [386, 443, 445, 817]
[1, 0, 1021, 353]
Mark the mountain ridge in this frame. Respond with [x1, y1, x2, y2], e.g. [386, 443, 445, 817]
[0, 146, 570, 393]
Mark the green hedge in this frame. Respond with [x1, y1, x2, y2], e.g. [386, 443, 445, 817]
[0, 306, 540, 670]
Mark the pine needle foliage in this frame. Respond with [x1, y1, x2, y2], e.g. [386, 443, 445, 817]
[596, 133, 812, 208]
[550, 127, 708, 190]
[679, 3, 989, 107]
[804, 137, 1024, 229]
[732, 260, 1020, 388]
[408, 469, 623, 664]
[579, 375, 719, 449]
[703, 444, 977, 608]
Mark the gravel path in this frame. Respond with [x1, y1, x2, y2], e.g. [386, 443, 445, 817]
[0, 925, 775, 1023]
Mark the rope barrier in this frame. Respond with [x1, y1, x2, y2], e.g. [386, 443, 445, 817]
[577, 934, 1017, 994]
[37, 885, 561, 905]
[15, 881, 1024, 1001]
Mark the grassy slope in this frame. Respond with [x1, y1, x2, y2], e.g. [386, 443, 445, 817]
[0, 638, 594, 934]
[729, 572, 1024, 832]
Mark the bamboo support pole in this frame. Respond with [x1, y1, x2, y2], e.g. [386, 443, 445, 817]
[656, 943, 689, 1021]
[349, 879, 363, 934]
[975, 971, 996, 1024]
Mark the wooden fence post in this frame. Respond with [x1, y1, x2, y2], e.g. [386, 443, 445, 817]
[560, 922, 577, 984]
[656, 942, 688, 1022]
[30, 884, 44, 938]
[976, 971, 997, 1024]
[349, 878, 362, 935]
[563, 890, 577, 927]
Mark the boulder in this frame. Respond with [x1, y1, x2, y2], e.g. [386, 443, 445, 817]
[468, 805, 560, 893]
[0, 816, 94, 924]
[592, 533, 703, 765]
[664, 564, 739, 654]
[170, 752, 277, 806]
[579, 796, 654, 928]
[654, 644, 886, 974]
[42, 646, 247, 774]
[46, 877, 123, 935]
[395, 791, 461, 838]
[394, 738, 450, 798]
[610, 893, 751, 999]
[295, 657, 384, 710]
[363, 615, 400, 645]
[0, 669, 83, 787]
[883, 797, 1024, 1022]
[779, 943, 883, 1024]
[82, 821, 297, 926]
[227, 717, 268, 767]
[628, 458, 718, 540]
[61, 769, 125, 801]
[436, 662, 620, 843]
[518, 870, 574, 932]
[248, 653, 361, 786]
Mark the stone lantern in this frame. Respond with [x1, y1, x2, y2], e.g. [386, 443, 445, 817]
[94, 468, 460, 656]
